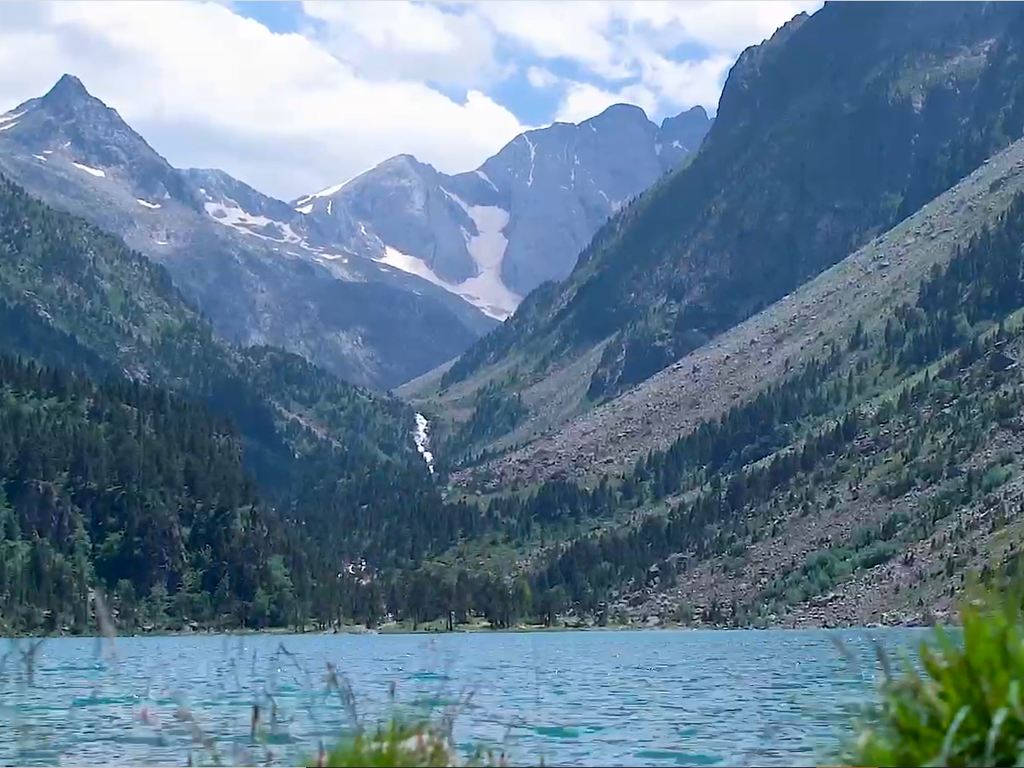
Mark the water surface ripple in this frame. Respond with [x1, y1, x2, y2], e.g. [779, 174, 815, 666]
[0, 628, 927, 766]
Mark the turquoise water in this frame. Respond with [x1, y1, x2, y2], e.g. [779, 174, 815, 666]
[0, 627, 926, 767]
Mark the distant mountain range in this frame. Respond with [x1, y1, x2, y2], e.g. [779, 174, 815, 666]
[0, 75, 708, 386]
[288, 104, 710, 319]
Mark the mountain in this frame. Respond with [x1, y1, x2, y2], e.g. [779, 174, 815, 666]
[0, 75, 494, 389]
[394, 107, 1024, 631]
[0, 77, 708, 390]
[290, 104, 711, 319]
[0, 170, 482, 631]
[520, 139, 1024, 628]
[411, 1, 1024, 470]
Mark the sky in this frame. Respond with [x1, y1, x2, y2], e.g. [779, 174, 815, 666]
[0, 0, 822, 201]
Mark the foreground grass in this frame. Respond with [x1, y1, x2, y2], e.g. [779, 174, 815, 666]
[312, 720, 458, 767]
[312, 718, 510, 767]
[840, 585, 1024, 767]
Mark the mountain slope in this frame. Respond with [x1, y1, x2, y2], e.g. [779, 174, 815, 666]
[0, 167, 576, 633]
[0, 75, 493, 389]
[455, 130, 1024, 488]
[290, 104, 711, 319]
[0, 171, 418, 473]
[0, 169, 459, 630]
[415, 1, 1024, 469]
[391, 132, 1024, 630]
[0, 352, 297, 633]
[0, 169, 456, 543]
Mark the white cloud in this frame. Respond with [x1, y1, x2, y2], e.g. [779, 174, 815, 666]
[469, 0, 820, 119]
[0, 0, 823, 201]
[301, 1, 507, 89]
[526, 67, 560, 90]
[0, 0, 527, 199]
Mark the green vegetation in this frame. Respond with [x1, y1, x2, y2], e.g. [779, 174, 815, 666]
[315, 722, 456, 767]
[5, 158, 1018, 633]
[840, 584, 1024, 767]
[0, 352, 295, 633]
[11, 4, 1024, 638]
[439, 381, 528, 467]
[0, 174, 490, 633]
[394, 183, 1024, 628]
[313, 715, 509, 768]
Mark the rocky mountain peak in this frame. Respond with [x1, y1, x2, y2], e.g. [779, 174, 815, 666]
[185, 167, 300, 226]
[0, 75, 201, 212]
[588, 102, 654, 129]
[345, 153, 436, 193]
[660, 106, 712, 150]
[285, 101, 712, 315]
[377, 153, 424, 170]
[40, 73, 92, 107]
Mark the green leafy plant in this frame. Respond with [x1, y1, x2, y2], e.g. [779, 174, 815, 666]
[313, 720, 456, 767]
[840, 585, 1024, 767]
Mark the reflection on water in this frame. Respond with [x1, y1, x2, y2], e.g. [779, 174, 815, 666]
[0, 628, 928, 767]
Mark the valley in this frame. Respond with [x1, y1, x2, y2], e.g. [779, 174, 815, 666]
[5, 0, 1024, 641]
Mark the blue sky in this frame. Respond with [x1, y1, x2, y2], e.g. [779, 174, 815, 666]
[0, 1, 821, 199]
[232, 1, 307, 33]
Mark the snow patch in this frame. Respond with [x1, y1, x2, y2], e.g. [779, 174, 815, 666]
[366, 185, 521, 319]
[32, 154, 46, 162]
[655, 142, 662, 156]
[523, 134, 536, 187]
[413, 413, 434, 474]
[205, 201, 302, 244]
[474, 169, 498, 192]
[42, 150, 52, 155]
[294, 181, 347, 207]
[73, 162, 106, 178]
[456, 201, 518, 319]
[326, 199, 333, 216]
[0, 110, 24, 125]
[440, 190, 520, 319]
[377, 245, 446, 286]
[293, 166, 374, 207]
[671, 140, 682, 149]
[136, 198, 161, 209]
[295, 203, 313, 214]
[0, 122, 18, 132]
[154, 239, 169, 246]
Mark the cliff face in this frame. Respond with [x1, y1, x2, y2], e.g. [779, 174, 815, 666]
[290, 103, 710, 320]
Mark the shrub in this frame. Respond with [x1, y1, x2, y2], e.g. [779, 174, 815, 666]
[839, 586, 1024, 767]
[314, 720, 458, 767]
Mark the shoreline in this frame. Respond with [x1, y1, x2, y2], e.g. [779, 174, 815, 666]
[0, 618, 939, 641]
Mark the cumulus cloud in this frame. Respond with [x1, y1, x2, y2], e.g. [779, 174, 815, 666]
[0, 0, 527, 199]
[470, 0, 819, 122]
[301, 1, 508, 89]
[0, 0, 822, 200]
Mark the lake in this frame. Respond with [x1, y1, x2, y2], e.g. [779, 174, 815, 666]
[0, 627, 927, 767]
